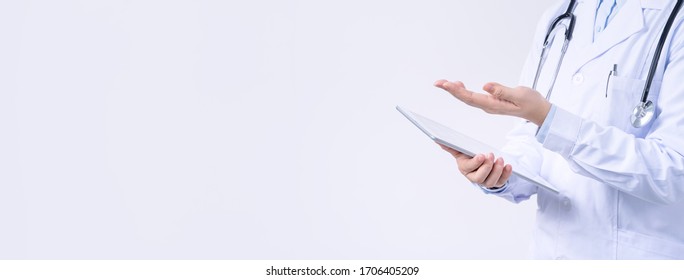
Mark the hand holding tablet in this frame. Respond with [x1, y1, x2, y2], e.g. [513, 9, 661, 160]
[397, 106, 558, 194]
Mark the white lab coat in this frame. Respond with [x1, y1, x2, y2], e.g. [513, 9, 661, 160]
[495, 0, 684, 259]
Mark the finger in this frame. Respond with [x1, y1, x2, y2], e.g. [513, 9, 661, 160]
[483, 157, 505, 188]
[457, 154, 485, 174]
[435, 79, 464, 88]
[438, 143, 464, 157]
[442, 82, 508, 112]
[496, 164, 513, 187]
[483, 82, 516, 101]
[466, 153, 495, 184]
[434, 79, 449, 88]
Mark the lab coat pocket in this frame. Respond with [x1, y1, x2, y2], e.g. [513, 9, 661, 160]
[617, 230, 684, 259]
[602, 75, 660, 137]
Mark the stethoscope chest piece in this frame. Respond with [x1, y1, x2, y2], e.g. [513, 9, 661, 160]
[631, 100, 655, 128]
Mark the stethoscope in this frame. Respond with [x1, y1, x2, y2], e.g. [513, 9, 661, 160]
[533, 0, 683, 128]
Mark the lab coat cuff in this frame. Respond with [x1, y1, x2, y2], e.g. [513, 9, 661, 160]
[541, 106, 582, 158]
[535, 105, 557, 143]
[476, 182, 508, 194]
[475, 175, 537, 203]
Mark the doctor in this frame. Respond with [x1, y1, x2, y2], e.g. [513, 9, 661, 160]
[435, 0, 684, 259]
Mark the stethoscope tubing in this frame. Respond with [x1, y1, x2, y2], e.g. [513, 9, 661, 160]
[534, 0, 683, 128]
[641, 0, 683, 103]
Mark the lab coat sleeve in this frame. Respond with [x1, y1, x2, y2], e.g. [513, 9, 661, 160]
[540, 33, 684, 205]
[535, 105, 558, 143]
[480, 106, 556, 201]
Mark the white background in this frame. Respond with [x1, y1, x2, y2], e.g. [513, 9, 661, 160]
[0, 0, 551, 259]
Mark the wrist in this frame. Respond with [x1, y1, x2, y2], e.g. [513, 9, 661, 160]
[531, 101, 552, 126]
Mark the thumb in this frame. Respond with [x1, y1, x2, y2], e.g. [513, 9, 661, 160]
[483, 82, 515, 100]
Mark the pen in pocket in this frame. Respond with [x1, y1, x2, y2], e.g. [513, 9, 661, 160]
[606, 64, 618, 98]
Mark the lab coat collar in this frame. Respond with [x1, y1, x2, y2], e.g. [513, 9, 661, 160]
[566, 0, 647, 73]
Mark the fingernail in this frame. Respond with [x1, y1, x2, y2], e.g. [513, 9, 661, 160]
[483, 84, 493, 91]
[443, 82, 451, 88]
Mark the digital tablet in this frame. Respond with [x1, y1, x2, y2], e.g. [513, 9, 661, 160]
[397, 106, 558, 194]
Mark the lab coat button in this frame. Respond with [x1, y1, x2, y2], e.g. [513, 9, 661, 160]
[572, 73, 584, 85]
[562, 197, 572, 210]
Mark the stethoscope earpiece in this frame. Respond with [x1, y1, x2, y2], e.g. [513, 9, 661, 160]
[631, 101, 655, 128]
